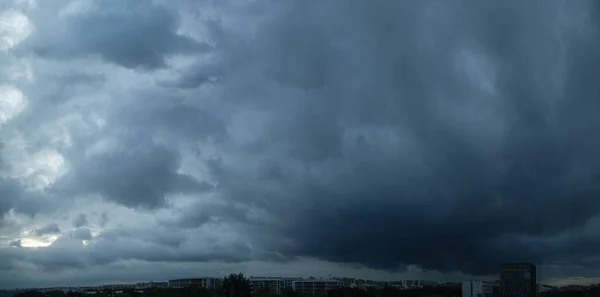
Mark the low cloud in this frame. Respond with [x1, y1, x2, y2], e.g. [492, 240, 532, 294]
[72, 214, 88, 228]
[32, 223, 61, 237]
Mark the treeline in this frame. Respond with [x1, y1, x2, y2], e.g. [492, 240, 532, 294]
[13, 286, 461, 297]
[15, 281, 600, 297]
[13, 273, 460, 297]
[540, 287, 600, 297]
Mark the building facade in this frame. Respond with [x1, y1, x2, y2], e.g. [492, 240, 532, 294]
[292, 279, 343, 294]
[249, 277, 300, 294]
[500, 263, 536, 297]
[537, 284, 554, 294]
[402, 280, 423, 288]
[462, 281, 494, 297]
[135, 282, 168, 289]
[168, 277, 222, 289]
[250, 277, 285, 294]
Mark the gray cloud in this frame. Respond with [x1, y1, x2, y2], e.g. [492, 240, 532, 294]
[175, 0, 600, 275]
[71, 228, 92, 240]
[0, 179, 17, 221]
[99, 212, 109, 228]
[32, 223, 61, 237]
[20, 0, 210, 69]
[55, 136, 213, 209]
[72, 214, 88, 228]
[3, 0, 600, 288]
[9, 240, 22, 248]
[0, 179, 54, 222]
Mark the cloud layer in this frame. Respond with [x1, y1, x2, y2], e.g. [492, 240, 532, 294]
[2, 0, 600, 289]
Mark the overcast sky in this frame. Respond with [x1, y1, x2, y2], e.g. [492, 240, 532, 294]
[2, 0, 600, 289]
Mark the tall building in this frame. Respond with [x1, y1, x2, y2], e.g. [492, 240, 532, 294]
[500, 263, 536, 297]
[462, 281, 494, 297]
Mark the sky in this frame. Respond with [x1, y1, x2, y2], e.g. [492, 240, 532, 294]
[1, 0, 600, 289]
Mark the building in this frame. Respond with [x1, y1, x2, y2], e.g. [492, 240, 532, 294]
[537, 284, 554, 294]
[135, 282, 168, 289]
[282, 278, 299, 292]
[402, 280, 423, 288]
[250, 277, 285, 294]
[292, 279, 343, 294]
[462, 281, 494, 297]
[168, 277, 222, 289]
[249, 277, 301, 294]
[500, 263, 536, 297]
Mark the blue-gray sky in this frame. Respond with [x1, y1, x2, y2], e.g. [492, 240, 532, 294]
[2, 0, 600, 289]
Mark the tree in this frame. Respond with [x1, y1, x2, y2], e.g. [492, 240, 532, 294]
[221, 273, 251, 297]
[14, 292, 45, 297]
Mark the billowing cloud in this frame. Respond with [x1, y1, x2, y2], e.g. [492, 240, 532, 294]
[31, 223, 61, 237]
[55, 136, 214, 209]
[8, 239, 21, 248]
[70, 228, 92, 240]
[19, 0, 210, 69]
[2, 0, 600, 289]
[72, 214, 87, 228]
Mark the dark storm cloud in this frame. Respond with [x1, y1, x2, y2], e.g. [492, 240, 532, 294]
[174, 0, 600, 275]
[0, 142, 23, 220]
[165, 62, 224, 89]
[0, 178, 48, 221]
[99, 212, 109, 227]
[6, 0, 600, 284]
[0, 179, 16, 220]
[114, 98, 228, 143]
[21, 0, 210, 69]
[91, 227, 252, 264]
[12, 228, 255, 268]
[97, 227, 186, 248]
[32, 223, 61, 237]
[9, 240, 22, 248]
[56, 135, 214, 209]
[71, 228, 92, 240]
[22, 236, 88, 271]
[73, 214, 88, 228]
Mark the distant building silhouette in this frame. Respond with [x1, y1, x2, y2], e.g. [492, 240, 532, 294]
[292, 279, 343, 294]
[167, 277, 221, 289]
[462, 280, 495, 297]
[249, 277, 299, 294]
[500, 263, 536, 297]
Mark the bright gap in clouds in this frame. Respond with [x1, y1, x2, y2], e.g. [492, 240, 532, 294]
[0, 84, 28, 125]
[20, 236, 58, 248]
[0, 9, 33, 51]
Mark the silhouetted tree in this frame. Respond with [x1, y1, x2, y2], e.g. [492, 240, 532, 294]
[14, 291, 45, 297]
[221, 273, 251, 297]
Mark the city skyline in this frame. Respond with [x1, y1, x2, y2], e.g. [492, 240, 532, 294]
[0, 268, 583, 291]
[3, 0, 600, 290]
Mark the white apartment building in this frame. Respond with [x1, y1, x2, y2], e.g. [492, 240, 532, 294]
[462, 280, 494, 297]
[292, 279, 343, 294]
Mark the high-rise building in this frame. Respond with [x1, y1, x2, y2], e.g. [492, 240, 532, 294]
[462, 281, 494, 297]
[500, 263, 536, 297]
